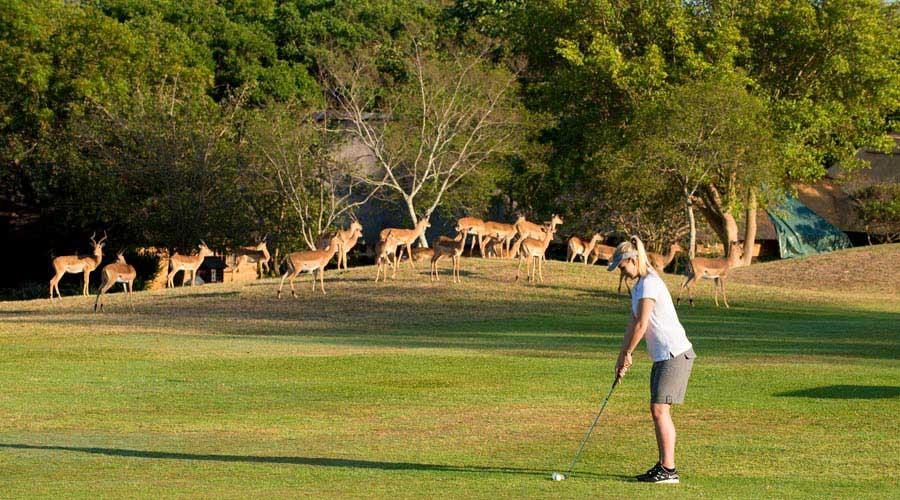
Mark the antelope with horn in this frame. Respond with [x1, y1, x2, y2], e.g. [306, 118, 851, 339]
[514, 223, 557, 284]
[277, 235, 341, 297]
[510, 214, 564, 258]
[678, 241, 743, 308]
[231, 236, 271, 279]
[430, 227, 466, 283]
[94, 251, 137, 312]
[167, 241, 214, 288]
[379, 217, 430, 269]
[567, 233, 603, 264]
[50, 231, 107, 299]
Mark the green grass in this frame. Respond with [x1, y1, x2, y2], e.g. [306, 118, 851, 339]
[0, 258, 898, 498]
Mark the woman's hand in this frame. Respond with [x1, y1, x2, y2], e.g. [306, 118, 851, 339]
[615, 351, 633, 380]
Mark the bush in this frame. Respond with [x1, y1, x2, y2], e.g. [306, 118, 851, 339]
[851, 183, 900, 243]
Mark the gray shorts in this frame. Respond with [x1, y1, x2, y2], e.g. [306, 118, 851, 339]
[650, 348, 695, 404]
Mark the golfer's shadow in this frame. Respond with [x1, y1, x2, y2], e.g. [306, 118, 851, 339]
[0, 443, 615, 479]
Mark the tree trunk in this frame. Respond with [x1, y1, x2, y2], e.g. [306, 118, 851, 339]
[404, 197, 429, 248]
[741, 189, 757, 266]
[684, 190, 697, 259]
[696, 195, 739, 256]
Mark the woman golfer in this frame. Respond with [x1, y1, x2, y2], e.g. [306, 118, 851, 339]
[608, 236, 695, 484]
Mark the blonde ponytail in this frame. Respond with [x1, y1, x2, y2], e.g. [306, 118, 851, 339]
[630, 235, 650, 277]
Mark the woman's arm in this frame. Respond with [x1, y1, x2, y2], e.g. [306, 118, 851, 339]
[615, 298, 655, 379]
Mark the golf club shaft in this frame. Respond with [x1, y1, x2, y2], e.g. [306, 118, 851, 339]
[565, 377, 620, 477]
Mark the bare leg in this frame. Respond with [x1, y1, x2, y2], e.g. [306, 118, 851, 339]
[651, 403, 677, 470]
[319, 267, 326, 294]
[83, 271, 90, 296]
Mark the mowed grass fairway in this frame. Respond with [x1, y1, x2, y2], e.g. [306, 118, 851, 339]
[1, 247, 898, 498]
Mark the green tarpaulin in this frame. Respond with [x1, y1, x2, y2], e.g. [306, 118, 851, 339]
[766, 196, 852, 259]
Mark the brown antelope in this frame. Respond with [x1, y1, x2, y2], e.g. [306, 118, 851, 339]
[167, 242, 214, 288]
[379, 217, 430, 269]
[510, 214, 564, 258]
[335, 220, 364, 270]
[678, 241, 743, 307]
[94, 252, 137, 312]
[231, 237, 271, 279]
[375, 232, 402, 282]
[409, 247, 435, 263]
[50, 232, 107, 299]
[648, 243, 683, 273]
[457, 216, 488, 257]
[482, 234, 505, 259]
[567, 233, 603, 264]
[430, 228, 466, 283]
[481, 221, 518, 258]
[585, 241, 633, 294]
[278, 236, 341, 297]
[515, 224, 557, 284]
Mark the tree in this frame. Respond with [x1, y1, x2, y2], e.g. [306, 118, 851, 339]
[242, 101, 379, 251]
[619, 77, 783, 260]
[323, 38, 524, 245]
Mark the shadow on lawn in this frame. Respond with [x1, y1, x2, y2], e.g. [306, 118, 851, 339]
[0, 443, 619, 479]
[775, 385, 900, 399]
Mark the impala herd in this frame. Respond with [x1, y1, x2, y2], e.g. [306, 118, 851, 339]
[49, 214, 746, 311]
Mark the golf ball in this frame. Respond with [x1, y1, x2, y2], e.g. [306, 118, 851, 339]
[551, 472, 565, 481]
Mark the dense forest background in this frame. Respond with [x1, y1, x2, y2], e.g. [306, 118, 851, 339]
[2, 0, 898, 293]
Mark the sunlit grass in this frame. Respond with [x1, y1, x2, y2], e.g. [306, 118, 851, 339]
[0, 257, 898, 497]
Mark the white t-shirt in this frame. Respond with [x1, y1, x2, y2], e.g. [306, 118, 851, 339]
[631, 269, 692, 362]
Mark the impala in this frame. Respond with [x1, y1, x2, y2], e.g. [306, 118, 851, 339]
[430, 227, 466, 283]
[678, 241, 743, 307]
[374, 232, 402, 282]
[50, 232, 107, 299]
[278, 235, 341, 297]
[379, 217, 430, 269]
[648, 243, 683, 273]
[515, 224, 557, 284]
[94, 252, 137, 312]
[510, 214, 563, 258]
[231, 237, 271, 279]
[567, 233, 603, 264]
[456, 216, 488, 257]
[481, 220, 518, 258]
[167, 242, 214, 288]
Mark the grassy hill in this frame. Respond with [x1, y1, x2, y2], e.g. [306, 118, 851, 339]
[0, 256, 897, 498]
[731, 243, 900, 295]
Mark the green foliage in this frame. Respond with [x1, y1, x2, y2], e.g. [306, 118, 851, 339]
[852, 182, 900, 242]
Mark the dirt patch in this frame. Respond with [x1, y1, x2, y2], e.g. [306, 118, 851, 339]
[731, 244, 899, 295]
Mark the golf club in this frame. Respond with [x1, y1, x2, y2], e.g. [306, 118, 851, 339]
[551, 375, 621, 481]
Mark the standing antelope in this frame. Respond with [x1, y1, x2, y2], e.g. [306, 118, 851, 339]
[510, 214, 564, 257]
[587, 242, 632, 294]
[94, 252, 137, 312]
[482, 221, 518, 258]
[374, 232, 402, 282]
[50, 232, 107, 299]
[167, 242, 214, 288]
[678, 241, 743, 307]
[278, 236, 341, 297]
[231, 237, 271, 279]
[457, 216, 488, 257]
[430, 228, 466, 283]
[515, 224, 557, 284]
[335, 220, 364, 270]
[379, 217, 430, 269]
[567, 233, 603, 264]
[648, 243, 683, 273]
